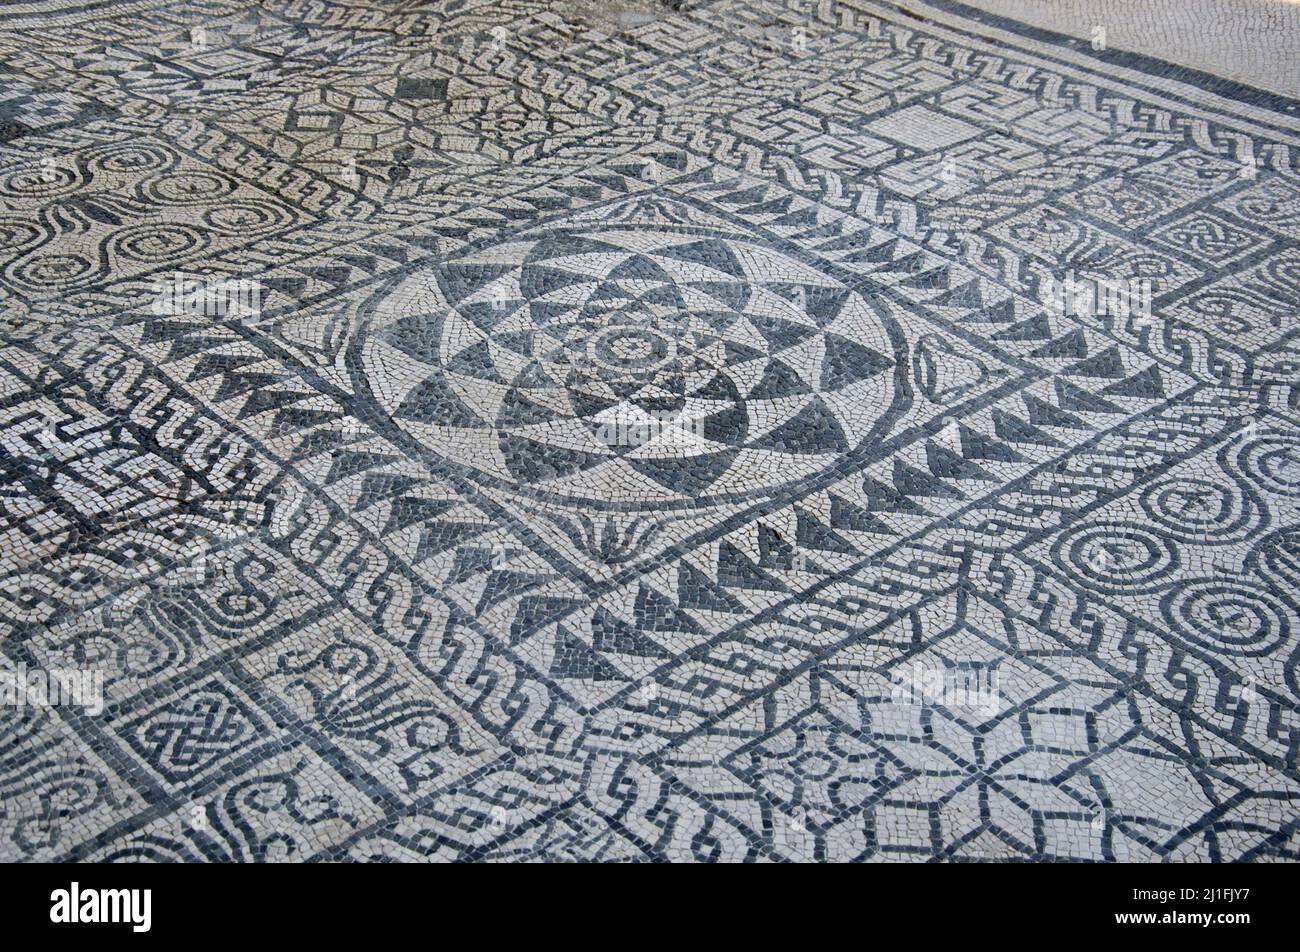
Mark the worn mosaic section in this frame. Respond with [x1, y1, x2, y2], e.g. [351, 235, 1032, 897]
[1, 0, 1299, 862]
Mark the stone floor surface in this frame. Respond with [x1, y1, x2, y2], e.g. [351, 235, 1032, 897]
[0, 0, 1298, 862]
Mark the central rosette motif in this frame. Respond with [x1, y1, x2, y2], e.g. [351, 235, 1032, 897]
[360, 226, 907, 506]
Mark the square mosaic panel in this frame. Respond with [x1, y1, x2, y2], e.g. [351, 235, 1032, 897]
[1, 0, 1299, 862]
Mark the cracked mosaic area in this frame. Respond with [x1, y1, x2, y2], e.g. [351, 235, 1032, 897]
[1, 0, 1299, 862]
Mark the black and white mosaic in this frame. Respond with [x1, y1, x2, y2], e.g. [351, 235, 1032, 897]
[1, 0, 1299, 862]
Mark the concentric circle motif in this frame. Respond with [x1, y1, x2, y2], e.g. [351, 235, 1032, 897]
[1161, 579, 1291, 657]
[111, 223, 206, 263]
[142, 171, 235, 205]
[1261, 253, 1300, 294]
[86, 142, 175, 175]
[359, 227, 908, 507]
[1055, 521, 1179, 592]
[0, 217, 43, 253]
[9, 252, 97, 290]
[0, 163, 81, 197]
[1252, 528, 1300, 593]
[1237, 435, 1300, 499]
[1138, 477, 1258, 544]
[202, 201, 292, 237]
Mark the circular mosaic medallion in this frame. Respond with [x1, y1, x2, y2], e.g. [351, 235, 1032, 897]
[1161, 579, 1291, 657]
[358, 226, 909, 507]
[1055, 521, 1180, 593]
[1237, 434, 1300, 499]
[1138, 476, 1259, 544]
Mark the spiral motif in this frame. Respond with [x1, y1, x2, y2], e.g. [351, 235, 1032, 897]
[1055, 521, 1179, 592]
[142, 170, 235, 205]
[1161, 579, 1291, 657]
[1138, 477, 1259, 544]
[1231, 179, 1298, 226]
[77, 629, 181, 681]
[85, 142, 176, 175]
[8, 252, 97, 290]
[0, 216, 43, 253]
[1171, 152, 1239, 183]
[0, 162, 82, 197]
[1177, 289, 1254, 336]
[1236, 435, 1300, 499]
[1252, 528, 1300, 594]
[1261, 252, 1300, 295]
[1125, 253, 1177, 280]
[201, 201, 292, 237]
[110, 222, 206, 263]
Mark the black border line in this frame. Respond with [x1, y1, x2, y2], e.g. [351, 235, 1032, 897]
[901, 0, 1300, 118]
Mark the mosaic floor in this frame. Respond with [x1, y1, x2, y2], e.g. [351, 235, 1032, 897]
[2, 0, 1299, 863]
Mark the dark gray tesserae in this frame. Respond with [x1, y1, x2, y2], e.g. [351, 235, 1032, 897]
[0, 0, 1298, 862]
